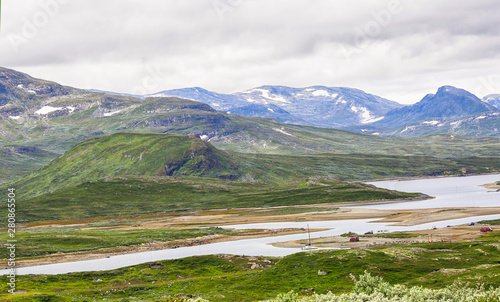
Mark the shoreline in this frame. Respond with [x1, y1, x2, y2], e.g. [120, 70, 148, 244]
[6, 174, 499, 270]
[271, 223, 494, 250]
[1, 228, 319, 268]
[363, 172, 500, 183]
[7, 205, 500, 268]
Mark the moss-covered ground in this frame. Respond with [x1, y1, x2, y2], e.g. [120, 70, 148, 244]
[1, 231, 499, 301]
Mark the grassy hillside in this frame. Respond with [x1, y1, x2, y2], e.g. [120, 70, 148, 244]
[3, 238, 500, 301]
[7, 132, 500, 200]
[3, 132, 499, 223]
[0, 145, 57, 185]
[234, 152, 500, 181]
[3, 94, 500, 185]
[9, 133, 241, 198]
[14, 176, 419, 222]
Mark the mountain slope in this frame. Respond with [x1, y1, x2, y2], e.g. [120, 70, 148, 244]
[2, 67, 500, 184]
[371, 86, 498, 129]
[9, 132, 500, 201]
[151, 85, 402, 128]
[383, 112, 500, 137]
[12, 133, 241, 198]
[0, 67, 81, 108]
[484, 94, 500, 109]
[0, 145, 57, 185]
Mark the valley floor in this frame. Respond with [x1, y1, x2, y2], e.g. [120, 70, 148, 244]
[8, 203, 500, 268]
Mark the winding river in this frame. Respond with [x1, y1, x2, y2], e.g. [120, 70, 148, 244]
[2, 174, 499, 275]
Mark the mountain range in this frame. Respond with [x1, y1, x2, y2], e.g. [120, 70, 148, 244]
[2, 66, 500, 205]
[149, 85, 500, 137]
[2, 67, 499, 139]
[149, 86, 402, 128]
[2, 67, 500, 178]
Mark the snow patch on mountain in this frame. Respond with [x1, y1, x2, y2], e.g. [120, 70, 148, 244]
[350, 106, 381, 124]
[250, 89, 289, 103]
[423, 121, 440, 125]
[312, 90, 330, 97]
[103, 110, 122, 117]
[35, 106, 63, 115]
[336, 97, 347, 104]
[401, 126, 416, 133]
[273, 128, 293, 136]
[364, 116, 384, 124]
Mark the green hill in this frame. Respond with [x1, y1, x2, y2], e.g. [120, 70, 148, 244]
[3, 133, 438, 222]
[11, 133, 241, 198]
[6, 131, 500, 203]
[6, 131, 500, 222]
[0, 145, 57, 185]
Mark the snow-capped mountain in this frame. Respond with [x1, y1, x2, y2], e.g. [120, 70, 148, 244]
[3, 66, 498, 138]
[369, 86, 499, 130]
[484, 94, 500, 109]
[378, 112, 500, 137]
[150, 85, 402, 128]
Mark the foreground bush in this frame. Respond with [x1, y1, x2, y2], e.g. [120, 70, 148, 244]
[270, 271, 500, 302]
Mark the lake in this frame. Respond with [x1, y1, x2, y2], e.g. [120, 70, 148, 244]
[3, 174, 499, 275]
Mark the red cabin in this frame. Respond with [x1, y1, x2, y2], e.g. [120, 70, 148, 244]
[480, 227, 493, 232]
[350, 237, 359, 242]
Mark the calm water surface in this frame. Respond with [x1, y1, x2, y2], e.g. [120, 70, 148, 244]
[4, 174, 499, 275]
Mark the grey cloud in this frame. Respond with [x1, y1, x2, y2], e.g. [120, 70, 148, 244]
[0, 0, 499, 103]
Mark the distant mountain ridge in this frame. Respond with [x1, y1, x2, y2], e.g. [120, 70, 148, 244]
[370, 86, 498, 129]
[349, 86, 500, 137]
[1, 67, 499, 142]
[150, 85, 402, 128]
[2, 67, 500, 185]
[484, 94, 500, 109]
[148, 85, 499, 137]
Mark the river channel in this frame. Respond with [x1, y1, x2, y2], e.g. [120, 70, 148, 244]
[3, 174, 499, 275]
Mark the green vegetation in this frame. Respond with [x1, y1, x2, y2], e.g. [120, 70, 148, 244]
[3, 95, 500, 185]
[480, 219, 500, 225]
[0, 227, 238, 258]
[6, 133, 500, 201]
[340, 232, 358, 237]
[6, 132, 500, 225]
[234, 152, 500, 182]
[7, 133, 241, 199]
[14, 176, 418, 222]
[0, 145, 57, 185]
[3, 239, 500, 301]
[270, 272, 500, 301]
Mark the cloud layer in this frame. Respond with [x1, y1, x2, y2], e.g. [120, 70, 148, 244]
[1, 0, 499, 103]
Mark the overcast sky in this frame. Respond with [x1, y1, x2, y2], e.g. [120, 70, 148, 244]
[1, 0, 499, 104]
